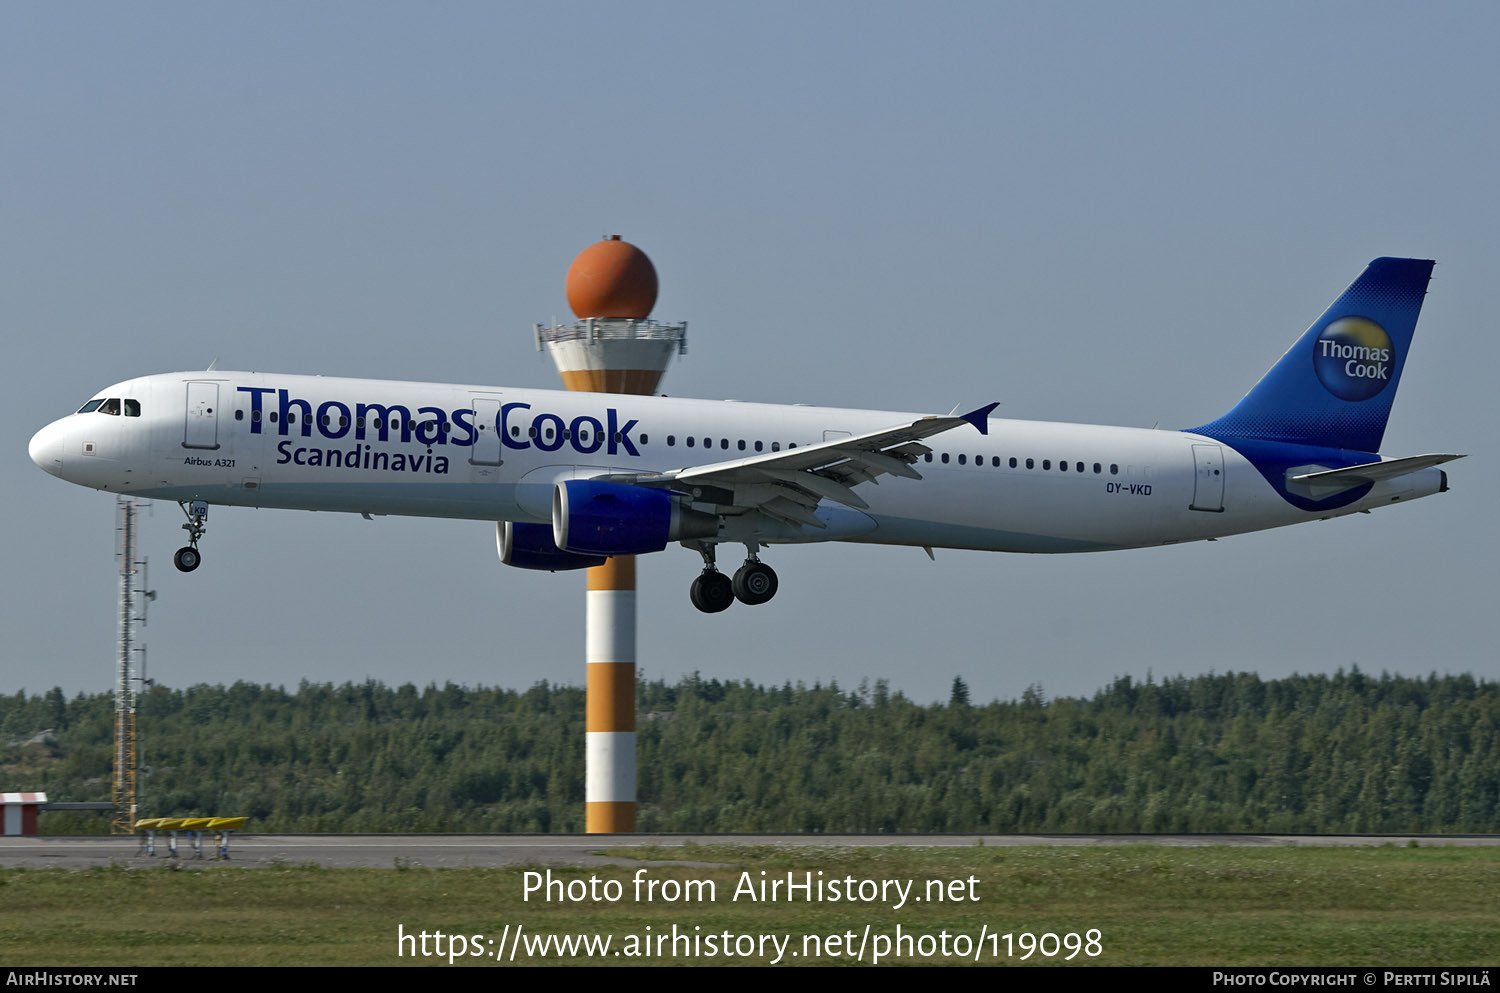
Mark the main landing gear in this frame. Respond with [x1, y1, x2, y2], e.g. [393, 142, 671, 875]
[688, 543, 778, 613]
[174, 501, 208, 573]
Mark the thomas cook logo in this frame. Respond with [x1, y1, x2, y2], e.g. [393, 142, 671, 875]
[1313, 316, 1394, 401]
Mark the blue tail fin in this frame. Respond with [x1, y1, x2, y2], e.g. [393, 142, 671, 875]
[1189, 258, 1434, 453]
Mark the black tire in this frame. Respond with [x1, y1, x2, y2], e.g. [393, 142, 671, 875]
[732, 562, 779, 605]
[174, 546, 201, 573]
[691, 571, 734, 613]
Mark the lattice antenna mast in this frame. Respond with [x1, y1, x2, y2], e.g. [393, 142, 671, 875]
[111, 498, 151, 834]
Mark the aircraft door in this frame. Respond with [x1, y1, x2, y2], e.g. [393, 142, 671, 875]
[183, 382, 220, 450]
[1190, 443, 1224, 512]
[469, 397, 504, 466]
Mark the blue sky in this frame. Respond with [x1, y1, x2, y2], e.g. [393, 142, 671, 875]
[4, 2, 1496, 705]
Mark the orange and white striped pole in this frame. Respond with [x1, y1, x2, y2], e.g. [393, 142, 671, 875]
[536, 236, 686, 834]
[585, 556, 637, 832]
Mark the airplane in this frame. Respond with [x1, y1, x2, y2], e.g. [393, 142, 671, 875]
[29, 257, 1461, 613]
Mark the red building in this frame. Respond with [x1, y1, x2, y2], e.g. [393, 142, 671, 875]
[1, 793, 48, 835]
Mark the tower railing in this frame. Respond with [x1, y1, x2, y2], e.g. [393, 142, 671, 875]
[535, 318, 687, 353]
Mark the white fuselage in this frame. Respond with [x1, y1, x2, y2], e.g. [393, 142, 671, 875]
[28, 370, 1445, 554]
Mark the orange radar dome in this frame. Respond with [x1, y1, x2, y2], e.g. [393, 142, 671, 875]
[565, 236, 658, 319]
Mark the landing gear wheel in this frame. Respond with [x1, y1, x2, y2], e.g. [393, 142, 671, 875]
[176, 501, 208, 574]
[690, 571, 734, 613]
[174, 546, 201, 573]
[732, 562, 779, 605]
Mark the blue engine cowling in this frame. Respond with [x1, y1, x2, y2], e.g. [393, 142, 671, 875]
[497, 521, 607, 571]
[553, 480, 716, 556]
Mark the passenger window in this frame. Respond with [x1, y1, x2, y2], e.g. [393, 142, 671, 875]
[755, 441, 763, 452]
[235, 409, 244, 421]
[958, 454, 966, 465]
[78, 399, 104, 414]
[1059, 460, 1068, 471]
[1110, 464, 1119, 475]
[687, 437, 695, 447]
[253, 410, 261, 423]
[788, 443, 797, 449]
[124, 400, 140, 417]
[738, 440, 746, 451]
[640, 433, 649, 445]
[924, 453, 933, 462]
[1075, 462, 1084, 473]
[771, 442, 780, 452]
[941, 453, 950, 464]
[992, 456, 1000, 467]
[702, 437, 710, 448]
[721, 438, 729, 449]
[1009, 457, 1017, 468]
[287, 413, 297, 424]
[667, 434, 675, 446]
[270, 412, 279, 423]
[1043, 460, 1051, 470]
[1025, 458, 1034, 469]
[1093, 463, 1101, 474]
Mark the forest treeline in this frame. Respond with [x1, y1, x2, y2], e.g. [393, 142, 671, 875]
[2, 669, 1496, 834]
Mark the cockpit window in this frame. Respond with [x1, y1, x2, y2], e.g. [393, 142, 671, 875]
[78, 399, 104, 414]
[123, 399, 141, 417]
[99, 398, 122, 415]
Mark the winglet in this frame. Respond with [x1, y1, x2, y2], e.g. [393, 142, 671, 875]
[960, 402, 999, 435]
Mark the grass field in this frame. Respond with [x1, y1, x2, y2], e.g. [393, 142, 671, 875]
[1, 844, 1496, 966]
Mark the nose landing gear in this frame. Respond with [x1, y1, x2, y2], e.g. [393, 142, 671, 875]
[687, 542, 779, 612]
[174, 501, 208, 573]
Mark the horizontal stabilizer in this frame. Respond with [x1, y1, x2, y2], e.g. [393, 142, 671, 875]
[1286, 453, 1463, 499]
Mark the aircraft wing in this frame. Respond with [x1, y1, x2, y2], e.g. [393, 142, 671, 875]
[597, 402, 998, 530]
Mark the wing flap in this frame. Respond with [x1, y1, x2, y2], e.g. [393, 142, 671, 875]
[756, 467, 870, 509]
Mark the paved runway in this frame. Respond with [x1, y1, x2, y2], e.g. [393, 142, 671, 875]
[2, 833, 1497, 869]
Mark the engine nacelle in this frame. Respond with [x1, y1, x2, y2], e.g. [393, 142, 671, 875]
[497, 521, 607, 571]
[553, 480, 717, 556]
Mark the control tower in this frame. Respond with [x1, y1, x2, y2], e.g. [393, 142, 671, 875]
[535, 236, 686, 834]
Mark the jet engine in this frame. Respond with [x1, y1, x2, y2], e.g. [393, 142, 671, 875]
[497, 521, 607, 571]
[552, 480, 716, 556]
